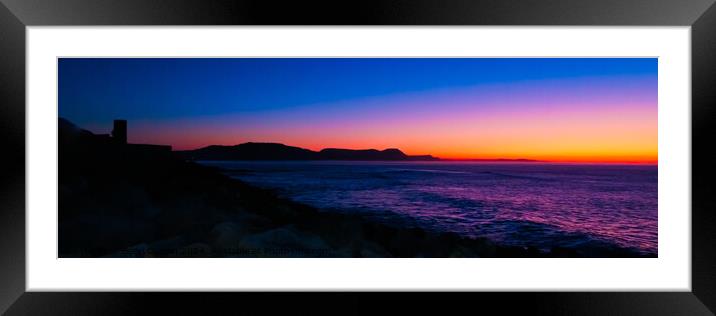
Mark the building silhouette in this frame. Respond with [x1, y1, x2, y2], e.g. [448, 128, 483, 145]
[105, 119, 172, 155]
[112, 119, 127, 144]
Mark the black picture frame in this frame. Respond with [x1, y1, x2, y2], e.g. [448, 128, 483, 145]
[1, 0, 715, 314]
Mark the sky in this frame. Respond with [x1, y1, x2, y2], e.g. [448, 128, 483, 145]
[59, 58, 658, 163]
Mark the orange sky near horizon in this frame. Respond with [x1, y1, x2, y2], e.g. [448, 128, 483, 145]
[62, 58, 658, 164]
[119, 96, 658, 164]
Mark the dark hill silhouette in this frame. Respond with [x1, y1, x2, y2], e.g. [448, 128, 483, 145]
[59, 117, 93, 140]
[177, 143, 439, 161]
[179, 142, 319, 161]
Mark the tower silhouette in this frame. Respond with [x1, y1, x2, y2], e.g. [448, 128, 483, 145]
[112, 119, 127, 144]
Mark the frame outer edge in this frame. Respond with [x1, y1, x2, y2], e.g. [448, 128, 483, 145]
[692, 0, 716, 314]
[0, 0, 714, 315]
[0, 0, 714, 25]
[0, 1, 26, 315]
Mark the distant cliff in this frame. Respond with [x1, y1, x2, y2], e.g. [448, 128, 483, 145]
[176, 143, 439, 161]
[177, 143, 318, 161]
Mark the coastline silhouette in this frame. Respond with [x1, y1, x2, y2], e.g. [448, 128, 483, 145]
[176, 143, 439, 161]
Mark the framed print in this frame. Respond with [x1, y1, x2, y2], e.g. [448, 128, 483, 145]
[1, 0, 715, 315]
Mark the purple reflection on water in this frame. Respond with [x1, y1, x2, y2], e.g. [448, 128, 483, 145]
[202, 161, 657, 256]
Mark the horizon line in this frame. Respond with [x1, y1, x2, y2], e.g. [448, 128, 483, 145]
[62, 119, 657, 165]
[173, 142, 657, 165]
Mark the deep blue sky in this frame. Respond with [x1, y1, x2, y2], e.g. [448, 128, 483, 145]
[59, 58, 657, 127]
[58, 58, 658, 162]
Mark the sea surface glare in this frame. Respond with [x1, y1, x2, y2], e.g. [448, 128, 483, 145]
[201, 161, 658, 256]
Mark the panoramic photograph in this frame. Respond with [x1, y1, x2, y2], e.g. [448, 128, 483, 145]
[58, 58, 657, 258]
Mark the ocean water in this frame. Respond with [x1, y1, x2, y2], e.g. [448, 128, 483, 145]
[201, 161, 657, 256]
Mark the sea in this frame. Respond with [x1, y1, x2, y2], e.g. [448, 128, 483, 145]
[200, 161, 657, 256]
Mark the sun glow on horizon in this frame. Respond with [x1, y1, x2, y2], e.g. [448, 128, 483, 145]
[60, 58, 658, 164]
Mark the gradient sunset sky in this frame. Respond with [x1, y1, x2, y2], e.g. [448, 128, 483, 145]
[59, 58, 657, 163]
